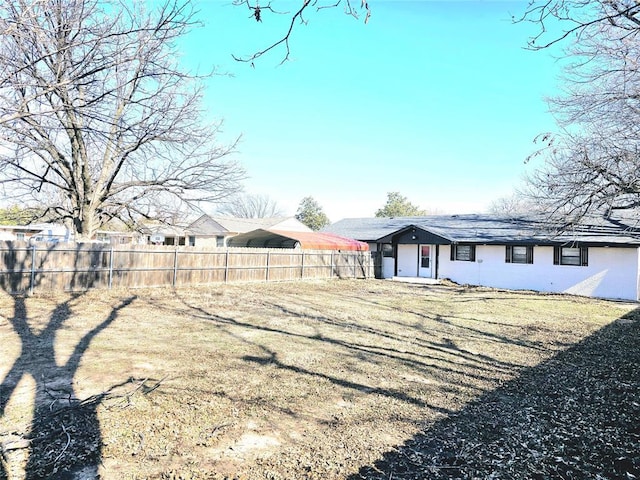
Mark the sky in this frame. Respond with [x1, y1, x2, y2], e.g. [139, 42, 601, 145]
[181, 0, 565, 222]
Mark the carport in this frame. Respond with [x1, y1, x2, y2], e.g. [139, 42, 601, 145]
[227, 229, 369, 251]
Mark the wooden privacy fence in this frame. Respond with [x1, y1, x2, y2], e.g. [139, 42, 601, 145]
[0, 243, 373, 294]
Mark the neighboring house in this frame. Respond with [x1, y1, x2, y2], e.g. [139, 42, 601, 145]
[227, 229, 369, 250]
[0, 223, 74, 243]
[187, 215, 312, 247]
[30, 224, 75, 243]
[323, 214, 640, 301]
[1, 223, 177, 245]
[141, 224, 189, 246]
[94, 230, 142, 245]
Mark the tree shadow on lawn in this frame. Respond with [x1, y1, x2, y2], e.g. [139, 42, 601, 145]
[0, 243, 137, 479]
[257, 298, 525, 373]
[168, 293, 525, 413]
[0, 296, 136, 479]
[348, 308, 640, 480]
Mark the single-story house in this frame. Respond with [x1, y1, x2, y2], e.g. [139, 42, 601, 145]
[322, 214, 640, 301]
[141, 224, 189, 246]
[0, 224, 43, 242]
[0, 223, 74, 243]
[227, 229, 369, 250]
[0, 223, 144, 244]
[186, 215, 311, 247]
[93, 230, 141, 245]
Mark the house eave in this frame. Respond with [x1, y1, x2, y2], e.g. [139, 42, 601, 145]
[377, 225, 454, 245]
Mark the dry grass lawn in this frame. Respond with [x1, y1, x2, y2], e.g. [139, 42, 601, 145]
[0, 279, 637, 479]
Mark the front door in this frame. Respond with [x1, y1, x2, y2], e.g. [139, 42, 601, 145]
[418, 244, 433, 278]
[396, 244, 418, 277]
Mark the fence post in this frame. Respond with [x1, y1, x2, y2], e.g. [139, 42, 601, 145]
[29, 244, 37, 295]
[331, 251, 334, 279]
[224, 250, 229, 283]
[352, 253, 356, 279]
[173, 248, 179, 287]
[108, 247, 114, 289]
[266, 251, 271, 282]
[301, 251, 305, 279]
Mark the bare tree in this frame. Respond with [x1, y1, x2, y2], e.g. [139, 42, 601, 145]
[517, 1, 640, 225]
[216, 193, 284, 218]
[488, 193, 539, 218]
[0, 0, 244, 240]
[517, 1, 640, 50]
[231, 0, 371, 64]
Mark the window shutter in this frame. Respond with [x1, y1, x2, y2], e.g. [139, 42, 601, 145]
[450, 245, 455, 261]
[580, 247, 589, 266]
[505, 245, 512, 263]
[526, 246, 534, 264]
[469, 245, 476, 262]
[553, 246, 560, 265]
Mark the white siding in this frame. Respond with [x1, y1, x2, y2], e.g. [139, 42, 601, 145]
[271, 218, 313, 232]
[193, 236, 222, 248]
[439, 245, 640, 301]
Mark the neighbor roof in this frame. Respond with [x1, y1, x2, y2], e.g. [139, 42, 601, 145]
[323, 214, 640, 246]
[227, 229, 369, 251]
[188, 215, 307, 235]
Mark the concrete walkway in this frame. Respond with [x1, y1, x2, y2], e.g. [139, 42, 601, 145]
[388, 276, 440, 285]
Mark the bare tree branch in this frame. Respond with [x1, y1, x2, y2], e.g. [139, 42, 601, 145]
[231, 0, 370, 64]
[0, 0, 245, 239]
[517, 1, 640, 226]
[216, 193, 284, 218]
[516, 1, 640, 50]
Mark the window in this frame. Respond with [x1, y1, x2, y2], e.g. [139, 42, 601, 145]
[553, 246, 588, 266]
[421, 245, 430, 268]
[216, 235, 225, 247]
[381, 244, 394, 257]
[505, 245, 534, 264]
[16, 232, 25, 241]
[450, 244, 476, 262]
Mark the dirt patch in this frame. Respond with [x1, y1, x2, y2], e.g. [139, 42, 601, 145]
[0, 280, 637, 479]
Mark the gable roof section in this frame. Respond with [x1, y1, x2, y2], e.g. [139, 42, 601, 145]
[227, 229, 369, 251]
[187, 215, 227, 235]
[188, 215, 310, 236]
[376, 224, 454, 244]
[322, 217, 424, 243]
[323, 214, 640, 246]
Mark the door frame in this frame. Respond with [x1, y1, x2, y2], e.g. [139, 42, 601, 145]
[418, 244, 434, 278]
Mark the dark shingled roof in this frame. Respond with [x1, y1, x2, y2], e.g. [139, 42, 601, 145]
[322, 214, 640, 246]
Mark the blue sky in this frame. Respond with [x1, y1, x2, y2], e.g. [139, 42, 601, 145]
[183, 1, 564, 222]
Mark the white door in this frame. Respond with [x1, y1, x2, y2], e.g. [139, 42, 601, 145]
[418, 244, 433, 278]
[397, 244, 418, 277]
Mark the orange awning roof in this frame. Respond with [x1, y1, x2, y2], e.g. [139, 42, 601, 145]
[227, 229, 369, 251]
